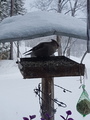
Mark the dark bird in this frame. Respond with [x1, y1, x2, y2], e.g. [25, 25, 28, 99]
[23, 39, 59, 57]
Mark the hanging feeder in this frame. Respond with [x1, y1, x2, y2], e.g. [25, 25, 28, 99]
[76, 85, 90, 117]
[16, 56, 85, 79]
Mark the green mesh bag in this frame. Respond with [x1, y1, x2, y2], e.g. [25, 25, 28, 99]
[76, 85, 90, 117]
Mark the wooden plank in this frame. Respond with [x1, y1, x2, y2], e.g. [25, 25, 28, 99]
[17, 56, 85, 79]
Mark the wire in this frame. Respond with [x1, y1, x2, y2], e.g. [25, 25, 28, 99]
[34, 83, 67, 109]
[54, 84, 72, 93]
[80, 50, 87, 63]
[34, 83, 72, 117]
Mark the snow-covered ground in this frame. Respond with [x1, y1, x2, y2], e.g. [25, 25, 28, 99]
[0, 53, 90, 120]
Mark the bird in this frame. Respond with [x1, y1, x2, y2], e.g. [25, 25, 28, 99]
[23, 39, 59, 57]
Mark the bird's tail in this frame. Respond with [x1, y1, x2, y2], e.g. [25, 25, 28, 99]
[24, 52, 31, 56]
[23, 49, 32, 55]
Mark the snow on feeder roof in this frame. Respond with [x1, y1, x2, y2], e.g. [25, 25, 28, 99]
[0, 11, 87, 42]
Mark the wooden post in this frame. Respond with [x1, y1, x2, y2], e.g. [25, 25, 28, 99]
[17, 56, 85, 120]
[41, 77, 54, 120]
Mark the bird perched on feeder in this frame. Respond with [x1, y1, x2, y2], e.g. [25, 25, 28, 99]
[23, 39, 59, 57]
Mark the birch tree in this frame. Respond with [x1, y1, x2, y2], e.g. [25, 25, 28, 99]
[29, 0, 86, 57]
[9, 0, 14, 60]
[0, 0, 10, 59]
[64, 0, 86, 57]
[13, 0, 26, 58]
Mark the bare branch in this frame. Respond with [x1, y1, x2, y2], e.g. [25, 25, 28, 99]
[64, 9, 71, 14]
[61, 0, 69, 9]
[68, 0, 73, 11]
[63, 37, 71, 55]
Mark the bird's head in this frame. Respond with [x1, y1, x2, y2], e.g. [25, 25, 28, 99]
[51, 39, 59, 48]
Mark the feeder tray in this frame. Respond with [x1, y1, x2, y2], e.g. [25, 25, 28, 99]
[17, 56, 85, 79]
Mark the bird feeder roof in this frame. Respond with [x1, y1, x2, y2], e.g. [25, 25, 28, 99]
[0, 11, 87, 42]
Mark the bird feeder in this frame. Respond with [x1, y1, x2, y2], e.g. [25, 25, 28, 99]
[17, 56, 85, 79]
[17, 56, 85, 120]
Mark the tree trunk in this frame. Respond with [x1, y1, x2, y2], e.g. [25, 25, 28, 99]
[0, 1, 1, 21]
[9, 42, 13, 60]
[66, 37, 72, 57]
[56, 0, 62, 56]
[65, 0, 78, 57]
[56, 35, 62, 56]
[87, 0, 90, 53]
[17, 41, 19, 58]
[10, 0, 14, 16]
[9, 0, 14, 60]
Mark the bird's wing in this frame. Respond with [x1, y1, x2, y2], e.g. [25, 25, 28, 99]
[32, 43, 45, 51]
[23, 42, 49, 55]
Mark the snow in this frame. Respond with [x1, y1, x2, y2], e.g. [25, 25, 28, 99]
[0, 10, 89, 120]
[0, 11, 87, 42]
[0, 52, 90, 120]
